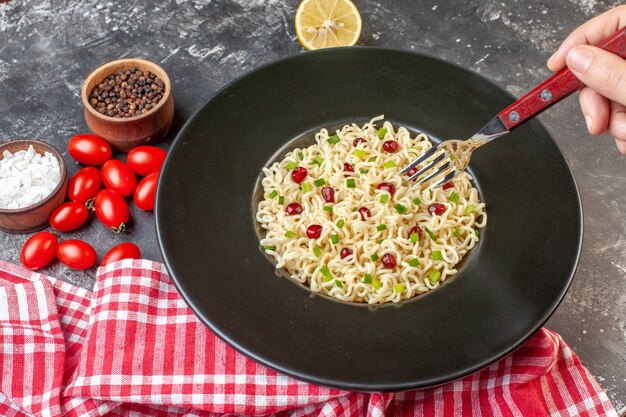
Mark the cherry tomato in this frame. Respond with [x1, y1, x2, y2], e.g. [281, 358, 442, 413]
[56, 240, 96, 270]
[101, 242, 141, 266]
[68, 134, 112, 166]
[134, 172, 159, 211]
[127, 146, 167, 176]
[94, 189, 129, 232]
[49, 202, 89, 232]
[20, 232, 58, 270]
[101, 159, 137, 197]
[68, 167, 101, 203]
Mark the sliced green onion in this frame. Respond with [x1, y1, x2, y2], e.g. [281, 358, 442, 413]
[452, 228, 461, 237]
[410, 232, 419, 243]
[394, 284, 405, 292]
[314, 178, 326, 186]
[327, 134, 341, 145]
[320, 266, 332, 281]
[368, 156, 377, 162]
[335, 279, 343, 288]
[383, 160, 396, 169]
[424, 226, 437, 241]
[263, 245, 275, 251]
[331, 234, 339, 244]
[336, 219, 345, 228]
[354, 149, 367, 160]
[429, 189, 433, 198]
[465, 204, 475, 214]
[449, 192, 460, 203]
[395, 204, 407, 214]
[298, 151, 304, 160]
[409, 258, 420, 267]
[380, 194, 389, 204]
[284, 231, 295, 238]
[286, 161, 297, 170]
[413, 198, 421, 205]
[432, 250, 443, 260]
[313, 156, 325, 166]
[371, 253, 379, 262]
[475, 229, 481, 237]
[360, 169, 369, 174]
[346, 178, 356, 188]
[313, 246, 322, 257]
[372, 279, 382, 289]
[376, 239, 384, 244]
[352, 207, 357, 212]
[428, 270, 441, 285]
[376, 224, 387, 231]
[377, 127, 387, 138]
[323, 205, 333, 212]
[269, 190, 278, 199]
[363, 274, 372, 283]
[278, 196, 284, 205]
[301, 182, 312, 193]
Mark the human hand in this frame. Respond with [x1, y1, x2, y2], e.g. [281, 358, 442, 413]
[547, 5, 626, 154]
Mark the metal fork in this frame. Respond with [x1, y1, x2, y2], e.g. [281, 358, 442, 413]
[400, 28, 626, 188]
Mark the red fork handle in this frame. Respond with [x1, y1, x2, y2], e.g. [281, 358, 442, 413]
[498, 28, 626, 131]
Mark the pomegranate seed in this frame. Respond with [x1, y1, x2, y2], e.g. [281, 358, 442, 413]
[291, 167, 308, 184]
[382, 140, 399, 153]
[442, 181, 454, 190]
[321, 187, 335, 203]
[409, 225, 421, 237]
[340, 248, 353, 259]
[428, 203, 446, 215]
[381, 253, 396, 269]
[358, 207, 371, 220]
[343, 163, 354, 172]
[353, 137, 367, 147]
[376, 182, 396, 196]
[407, 167, 418, 181]
[286, 202, 303, 216]
[306, 224, 322, 239]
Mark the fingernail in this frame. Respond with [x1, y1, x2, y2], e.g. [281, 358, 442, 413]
[585, 115, 593, 132]
[567, 47, 593, 73]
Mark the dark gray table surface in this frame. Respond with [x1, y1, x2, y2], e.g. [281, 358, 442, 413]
[1, 0, 624, 410]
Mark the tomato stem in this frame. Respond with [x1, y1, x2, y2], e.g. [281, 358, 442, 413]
[85, 198, 95, 211]
[112, 223, 126, 234]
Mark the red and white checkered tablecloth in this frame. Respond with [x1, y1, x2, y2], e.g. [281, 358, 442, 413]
[0, 259, 617, 417]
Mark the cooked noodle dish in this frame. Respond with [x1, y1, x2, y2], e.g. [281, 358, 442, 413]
[256, 116, 486, 304]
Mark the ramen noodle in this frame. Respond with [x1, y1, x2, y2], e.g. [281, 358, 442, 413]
[256, 116, 486, 304]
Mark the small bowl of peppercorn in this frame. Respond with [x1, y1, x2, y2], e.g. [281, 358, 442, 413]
[81, 58, 174, 152]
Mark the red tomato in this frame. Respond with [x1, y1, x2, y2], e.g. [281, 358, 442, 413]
[101, 243, 141, 266]
[68, 167, 101, 203]
[101, 160, 137, 196]
[49, 202, 89, 232]
[94, 189, 130, 232]
[57, 240, 96, 270]
[134, 172, 159, 211]
[20, 232, 58, 270]
[127, 146, 166, 176]
[68, 134, 112, 166]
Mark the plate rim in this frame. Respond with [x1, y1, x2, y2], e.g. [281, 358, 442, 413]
[155, 46, 583, 391]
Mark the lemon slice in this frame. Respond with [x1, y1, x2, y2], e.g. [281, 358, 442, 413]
[295, 0, 362, 50]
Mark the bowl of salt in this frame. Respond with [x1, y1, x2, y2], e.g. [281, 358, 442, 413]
[0, 140, 67, 233]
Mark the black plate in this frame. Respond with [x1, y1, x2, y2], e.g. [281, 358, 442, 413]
[156, 48, 582, 391]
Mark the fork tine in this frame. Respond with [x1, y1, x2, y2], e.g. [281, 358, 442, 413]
[415, 161, 452, 187]
[429, 169, 458, 189]
[406, 151, 446, 182]
[399, 145, 438, 175]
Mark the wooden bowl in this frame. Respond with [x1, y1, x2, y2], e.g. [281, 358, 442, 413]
[81, 58, 174, 152]
[0, 140, 68, 233]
